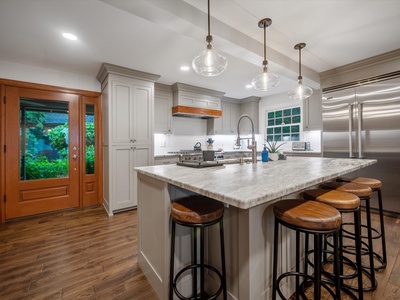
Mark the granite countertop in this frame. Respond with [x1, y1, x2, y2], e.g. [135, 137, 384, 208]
[135, 157, 376, 209]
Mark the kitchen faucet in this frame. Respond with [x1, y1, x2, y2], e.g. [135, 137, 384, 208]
[235, 114, 257, 163]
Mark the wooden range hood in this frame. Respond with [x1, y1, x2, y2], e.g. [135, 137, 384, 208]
[171, 83, 225, 119]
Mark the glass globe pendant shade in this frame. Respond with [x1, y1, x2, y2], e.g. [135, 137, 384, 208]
[288, 79, 313, 100]
[251, 67, 280, 91]
[192, 46, 228, 77]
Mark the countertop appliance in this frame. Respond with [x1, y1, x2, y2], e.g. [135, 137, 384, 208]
[292, 141, 311, 151]
[322, 76, 400, 214]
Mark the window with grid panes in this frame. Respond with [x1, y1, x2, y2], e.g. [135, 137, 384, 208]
[265, 107, 301, 142]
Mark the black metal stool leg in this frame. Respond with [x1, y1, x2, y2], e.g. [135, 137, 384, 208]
[364, 197, 377, 291]
[272, 217, 279, 300]
[219, 219, 227, 300]
[314, 234, 322, 300]
[354, 208, 364, 300]
[193, 227, 198, 297]
[295, 230, 300, 300]
[376, 188, 387, 270]
[170, 220, 176, 300]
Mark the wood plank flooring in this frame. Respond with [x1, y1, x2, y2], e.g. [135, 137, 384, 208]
[0, 205, 399, 299]
[0, 206, 157, 300]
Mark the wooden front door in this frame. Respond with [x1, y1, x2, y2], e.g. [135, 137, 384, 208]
[5, 87, 80, 219]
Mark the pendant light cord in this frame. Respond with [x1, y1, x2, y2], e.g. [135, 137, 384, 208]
[263, 23, 267, 68]
[206, 0, 212, 45]
[298, 47, 302, 78]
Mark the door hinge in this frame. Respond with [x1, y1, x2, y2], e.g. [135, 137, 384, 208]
[3, 195, 5, 203]
[3, 96, 5, 104]
[3, 145, 6, 153]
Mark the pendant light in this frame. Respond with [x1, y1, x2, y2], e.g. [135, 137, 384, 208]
[251, 18, 279, 91]
[288, 43, 313, 100]
[192, 0, 227, 77]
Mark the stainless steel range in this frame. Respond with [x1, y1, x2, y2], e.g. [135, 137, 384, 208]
[167, 150, 203, 162]
[168, 150, 224, 168]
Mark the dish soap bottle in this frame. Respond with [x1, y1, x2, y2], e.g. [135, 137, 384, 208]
[262, 144, 269, 162]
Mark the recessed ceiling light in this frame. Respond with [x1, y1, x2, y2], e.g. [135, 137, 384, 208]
[180, 66, 190, 71]
[62, 33, 78, 40]
[246, 84, 253, 89]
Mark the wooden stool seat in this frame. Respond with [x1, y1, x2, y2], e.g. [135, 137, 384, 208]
[338, 176, 387, 272]
[321, 182, 372, 198]
[273, 199, 341, 231]
[272, 199, 342, 299]
[171, 196, 224, 224]
[169, 195, 227, 299]
[303, 189, 360, 210]
[338, 177, 382, 189]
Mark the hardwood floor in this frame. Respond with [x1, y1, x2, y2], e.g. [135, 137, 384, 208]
[0, 206, 399, 299]
[0, 206, 157, 300]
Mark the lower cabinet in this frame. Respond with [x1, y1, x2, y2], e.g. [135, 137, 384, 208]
[111, 145, 152, 212]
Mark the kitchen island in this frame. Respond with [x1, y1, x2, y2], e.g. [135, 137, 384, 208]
[135, 157, 376, 300]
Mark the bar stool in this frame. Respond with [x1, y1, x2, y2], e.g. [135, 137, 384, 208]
[169, 195, 227, 300]
[272, 199, 342, 300]
[303, 189, 363, 300]
[320, 181, 377, 292]
[337, 177, 387, 270]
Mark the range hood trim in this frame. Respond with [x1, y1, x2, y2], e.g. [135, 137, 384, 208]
[171, 82, 225, 118]
[172, 105, 222, 119]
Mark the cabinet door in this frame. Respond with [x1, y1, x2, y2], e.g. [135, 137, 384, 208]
[303, 91, 322, 131]
[154, 90, 172, 134]
[133, 84, 153, 144]
[229, 105, 240, 134]
[112, 146, 135, 210]
[112, 145, 152, 211]
[112, 80, 134, 144]
[239, 102, 259, 134]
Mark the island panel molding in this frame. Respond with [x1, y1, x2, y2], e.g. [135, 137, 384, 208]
[135, 157, 376, 299]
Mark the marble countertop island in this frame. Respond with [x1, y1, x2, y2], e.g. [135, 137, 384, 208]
[135, 157, 376, 299]
[136, 157, 376, 209]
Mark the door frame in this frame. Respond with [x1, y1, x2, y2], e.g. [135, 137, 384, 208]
[0, 78, 102, 222]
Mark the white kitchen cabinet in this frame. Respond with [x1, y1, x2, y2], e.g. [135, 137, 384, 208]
[303, 90, 322, 131]
[112, 145, 152, 211]
[239, 97, 260, 134]
[97, 63, 159, 215]
[222, 103, 240, 134]
[112, 79, 153, 144]
[208, 96, 260, 135]
[208, 100, 240, 134]
[154, 83, 172, 134]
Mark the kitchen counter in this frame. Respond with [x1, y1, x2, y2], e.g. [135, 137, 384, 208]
[136, 157, 375, 209]
[135, 157, 376, 299]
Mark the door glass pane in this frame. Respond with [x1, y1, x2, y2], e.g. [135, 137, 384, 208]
[85, 104, 95, 174]
[20, 99, 69, 180]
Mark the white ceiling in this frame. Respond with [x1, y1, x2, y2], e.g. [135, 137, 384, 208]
[0, 0, 399, 98]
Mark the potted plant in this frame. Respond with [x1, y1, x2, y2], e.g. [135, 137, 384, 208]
[265, 139, 286, 161]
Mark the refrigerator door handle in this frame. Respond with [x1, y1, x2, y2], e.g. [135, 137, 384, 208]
[349, 103, 354, 158]
[358, 102, 363, 158]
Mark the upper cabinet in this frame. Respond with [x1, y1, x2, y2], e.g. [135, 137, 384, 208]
[238, 97, 260, 134]
[171, 83, 225, 118]
[154, 83, 173, 134]
[207, 96, 260, 135]
[111, 78, 154, 144]
[303, 90, 322, 131]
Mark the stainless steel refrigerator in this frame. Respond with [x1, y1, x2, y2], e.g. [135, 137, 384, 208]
[322, 77, 400, 214]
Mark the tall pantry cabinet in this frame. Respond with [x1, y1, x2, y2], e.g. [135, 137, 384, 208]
[97, 63, 160, 215]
